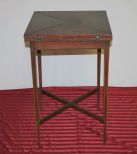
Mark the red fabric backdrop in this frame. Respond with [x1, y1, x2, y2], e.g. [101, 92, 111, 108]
[0, 87, 137, 154]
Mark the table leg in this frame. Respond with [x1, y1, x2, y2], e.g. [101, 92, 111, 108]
[37, 50, 43, 111]
[104, 42, 110, 144]
[30, 44, 41, 147]
[97, 48, 101, 110]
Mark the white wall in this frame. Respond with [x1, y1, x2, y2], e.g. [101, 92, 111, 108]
[0, 0, 137, 90]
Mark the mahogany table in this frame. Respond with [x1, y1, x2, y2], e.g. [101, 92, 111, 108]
[24, 11, 112, 147]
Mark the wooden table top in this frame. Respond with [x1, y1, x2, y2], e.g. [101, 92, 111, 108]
[24, 11, 112, 42]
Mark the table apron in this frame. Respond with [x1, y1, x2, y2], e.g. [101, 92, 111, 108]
[33, 41, 106, 50]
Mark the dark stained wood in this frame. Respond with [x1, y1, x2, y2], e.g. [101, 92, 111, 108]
[30, 43, 41, 147]
[34, 41, 106, 50]
[104, 42, 110, 143]
[24, 11, 112, 43]
[24, 11, 112, 145]
[37, 50, 43, 111]
[39, 88, 103, 125]
[39, 49, 98, 56]
[97, 49, 101, 109]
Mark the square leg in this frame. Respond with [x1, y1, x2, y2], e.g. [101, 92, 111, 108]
[104, 42, 110, 143]
[30, 43, 41, 147]
[97, 48, 101, 109]
[37, 50, 43, 111]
